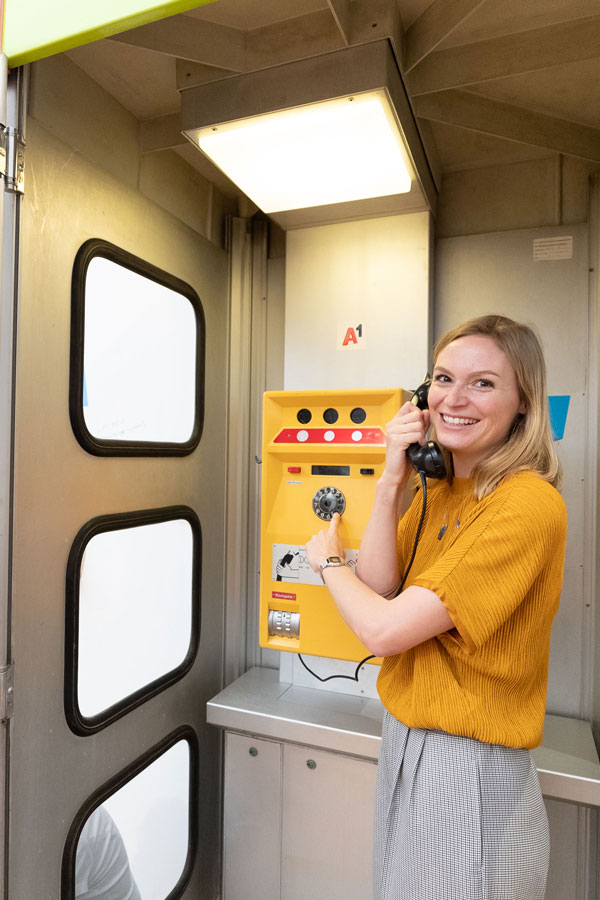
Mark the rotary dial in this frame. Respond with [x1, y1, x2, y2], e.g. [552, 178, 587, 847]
[312, 486, 346, 520]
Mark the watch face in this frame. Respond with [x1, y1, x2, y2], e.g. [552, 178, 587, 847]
[326, 556, 343, 564]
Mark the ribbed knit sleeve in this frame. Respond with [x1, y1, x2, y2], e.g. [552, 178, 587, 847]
[411, 477, 566, 654]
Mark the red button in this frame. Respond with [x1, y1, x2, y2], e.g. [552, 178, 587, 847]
[288, 466, 301, 473]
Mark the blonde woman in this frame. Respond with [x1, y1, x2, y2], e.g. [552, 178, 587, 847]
[306, 315, 566, 900]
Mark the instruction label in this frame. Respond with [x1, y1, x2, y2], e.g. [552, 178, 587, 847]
[272, 543, 358, 585]
[533, 236, 573, 261]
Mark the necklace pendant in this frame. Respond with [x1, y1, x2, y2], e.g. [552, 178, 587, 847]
[437, 524, 448, 540]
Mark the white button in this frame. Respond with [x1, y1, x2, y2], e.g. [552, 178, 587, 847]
[324, 430, 335, 442]
[297, 430, 309, 442]
[352, 431, 363, 441]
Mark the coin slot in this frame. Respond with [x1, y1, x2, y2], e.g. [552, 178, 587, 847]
[311, 465, 349, 476]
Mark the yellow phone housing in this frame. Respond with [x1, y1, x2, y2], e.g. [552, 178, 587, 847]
[259, 388, 410, 663]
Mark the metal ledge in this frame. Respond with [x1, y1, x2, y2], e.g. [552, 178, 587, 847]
[207, 666, 600, 807]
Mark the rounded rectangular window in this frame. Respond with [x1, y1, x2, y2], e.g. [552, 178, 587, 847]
[63, 729, 197, 900]
[65, 507, 201, 734]
[70, 239, 205, 455]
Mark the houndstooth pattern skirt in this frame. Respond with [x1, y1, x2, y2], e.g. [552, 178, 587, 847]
[374, 712, 549, 900]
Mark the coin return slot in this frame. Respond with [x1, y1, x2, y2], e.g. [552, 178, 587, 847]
[268, 610, 300, 638]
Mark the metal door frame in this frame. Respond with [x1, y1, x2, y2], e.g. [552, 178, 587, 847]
[223, 216, 269, 686]
[0, 63, 26, 900]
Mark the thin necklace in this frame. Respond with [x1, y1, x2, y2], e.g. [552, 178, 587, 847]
[437, 498, 465, 541]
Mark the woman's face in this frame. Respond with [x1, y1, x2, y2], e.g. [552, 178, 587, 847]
[428, 334, 525, 477]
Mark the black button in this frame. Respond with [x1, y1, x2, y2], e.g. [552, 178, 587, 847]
[351, 407, 367, 424]
[323, 408, 338, 424]
[360, 468, 375, 475]
[297, 408, 312, 424]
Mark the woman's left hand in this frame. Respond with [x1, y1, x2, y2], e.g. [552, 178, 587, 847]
[306, 513, 346, 573]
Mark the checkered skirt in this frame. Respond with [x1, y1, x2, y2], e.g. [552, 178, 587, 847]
[374, 712, 549, 900]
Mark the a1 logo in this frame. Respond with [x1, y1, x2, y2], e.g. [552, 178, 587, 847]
[341, 323, 364, 347]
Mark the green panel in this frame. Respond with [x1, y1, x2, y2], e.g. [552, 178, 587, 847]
[4, 0, 218, 67]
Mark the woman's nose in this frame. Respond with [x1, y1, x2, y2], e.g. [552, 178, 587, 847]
[446, 382, 468, 405]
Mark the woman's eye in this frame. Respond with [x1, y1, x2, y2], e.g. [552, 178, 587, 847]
[433, 373, 451, 383]
[475, 378, 494, 388]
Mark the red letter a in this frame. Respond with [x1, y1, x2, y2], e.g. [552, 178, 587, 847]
[343, 327, 358, 346]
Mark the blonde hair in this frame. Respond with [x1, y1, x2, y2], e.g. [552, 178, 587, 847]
[432, 315, 562, 499]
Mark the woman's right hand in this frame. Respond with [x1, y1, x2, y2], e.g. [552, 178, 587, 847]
[382, 401, 430, 484]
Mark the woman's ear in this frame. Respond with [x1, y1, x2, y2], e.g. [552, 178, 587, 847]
[518, 400, 527, 415]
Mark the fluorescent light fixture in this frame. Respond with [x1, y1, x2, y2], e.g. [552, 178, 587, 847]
[188, 90, 413, 213]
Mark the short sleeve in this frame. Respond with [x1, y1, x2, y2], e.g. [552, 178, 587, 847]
[75, 832, 93, 895]
[411, 479, 567, 654]
[74, 806, 142, 900]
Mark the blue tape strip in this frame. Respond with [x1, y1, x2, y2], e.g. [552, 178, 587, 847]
[548, 395, 570, 441]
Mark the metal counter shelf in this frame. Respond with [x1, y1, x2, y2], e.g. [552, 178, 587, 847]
[207, 666, 600, 807]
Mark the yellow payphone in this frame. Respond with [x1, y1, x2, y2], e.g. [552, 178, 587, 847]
[259, 388, 410, 663]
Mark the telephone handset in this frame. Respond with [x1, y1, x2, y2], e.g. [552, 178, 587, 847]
[405, 380, 447, 479]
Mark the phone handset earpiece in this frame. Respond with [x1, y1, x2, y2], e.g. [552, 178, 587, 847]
[405, 379, 447, 480]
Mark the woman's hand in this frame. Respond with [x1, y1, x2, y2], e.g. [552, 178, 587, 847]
[382, 401, 430, 484]
[306, 513, 345, 573]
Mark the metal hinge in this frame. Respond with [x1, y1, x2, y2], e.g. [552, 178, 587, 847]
[0, 664, 15, 721]
[3, 126, 25, 194]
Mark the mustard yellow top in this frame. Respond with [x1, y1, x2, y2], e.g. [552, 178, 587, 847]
[376, 472, 567, 749]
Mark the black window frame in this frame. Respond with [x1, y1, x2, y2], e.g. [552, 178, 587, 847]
[65, 506, 201, 736]
[70, 238, 205, 456]
[61, 726, 199, 900]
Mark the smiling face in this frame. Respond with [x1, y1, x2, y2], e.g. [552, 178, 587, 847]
[428, 334, 525, 477]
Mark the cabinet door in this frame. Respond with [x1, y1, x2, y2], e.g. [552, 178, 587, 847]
[281, 745, 377, 900]
[223, 733, 282, 900]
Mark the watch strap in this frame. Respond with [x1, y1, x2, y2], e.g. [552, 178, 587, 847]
[319, 556, 348, 583]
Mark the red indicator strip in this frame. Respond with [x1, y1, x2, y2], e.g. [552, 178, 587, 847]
[274, 428, 385, 444]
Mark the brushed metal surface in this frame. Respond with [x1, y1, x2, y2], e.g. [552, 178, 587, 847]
[209, 667, 600, 806]
[281, 744, 376, 900]
[223, 733, 282, 900]
[10, 112, 228, 898]
[208, 667, 383, 760]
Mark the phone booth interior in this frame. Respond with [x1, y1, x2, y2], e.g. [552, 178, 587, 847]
[213, 204, 596, 900]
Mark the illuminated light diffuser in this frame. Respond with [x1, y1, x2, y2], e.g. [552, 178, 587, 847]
[189, 91, 413, 214]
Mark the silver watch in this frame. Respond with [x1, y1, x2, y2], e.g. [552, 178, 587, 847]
[319, 556, 348, 583]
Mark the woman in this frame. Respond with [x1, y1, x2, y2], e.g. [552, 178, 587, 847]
[305, 315, 567, 900]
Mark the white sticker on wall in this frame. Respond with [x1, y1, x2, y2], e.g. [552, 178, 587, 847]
[337, 322, 367, 350]
[272, 543, 358, 585]
[533, 236, 573, 261]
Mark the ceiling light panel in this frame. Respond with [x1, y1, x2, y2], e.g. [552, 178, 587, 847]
[187, 90, 413, 213]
